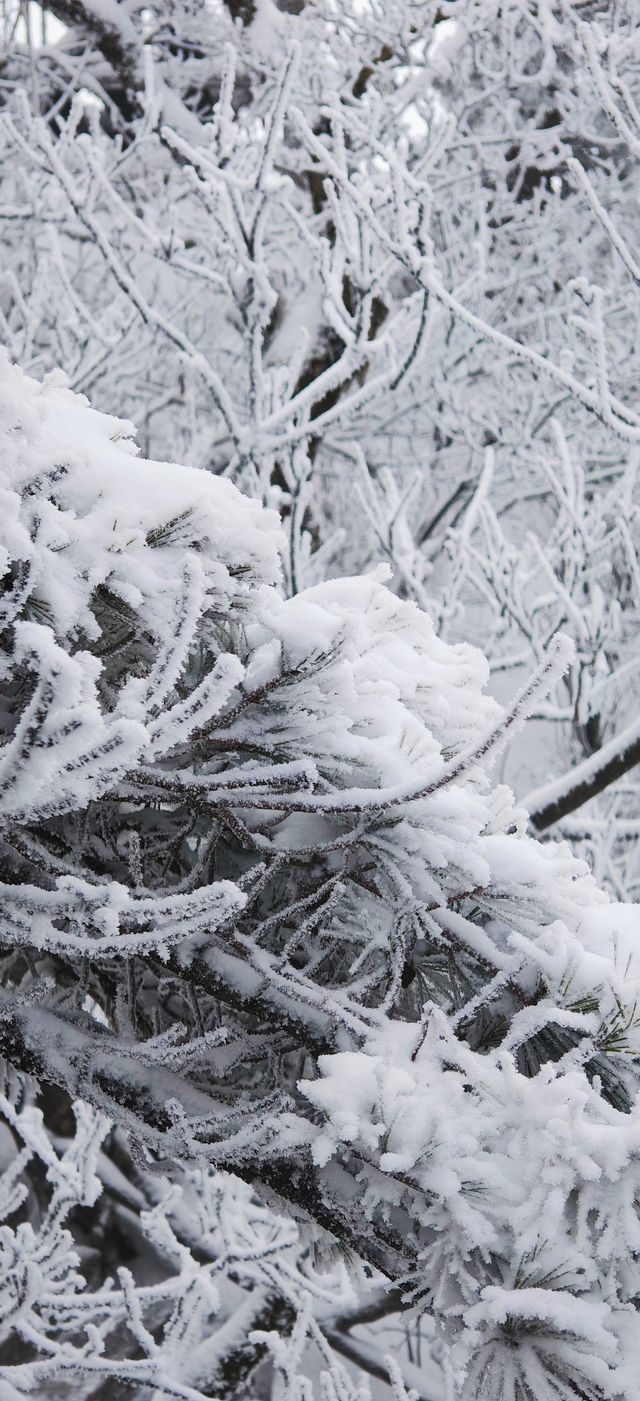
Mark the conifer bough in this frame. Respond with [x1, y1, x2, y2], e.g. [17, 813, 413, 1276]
[0, 355, 639, 1398]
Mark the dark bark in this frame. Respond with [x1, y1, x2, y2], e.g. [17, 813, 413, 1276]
[45, 0, 142, 120]
[530, 730, 640, 830]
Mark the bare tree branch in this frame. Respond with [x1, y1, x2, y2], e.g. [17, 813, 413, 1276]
[527, 717, 640, 830]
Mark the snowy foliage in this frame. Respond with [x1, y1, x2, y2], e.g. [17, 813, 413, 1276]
[2, 1, 640, 1396]
[0, 355, 640, 1398]
[1, 0, 640, 899]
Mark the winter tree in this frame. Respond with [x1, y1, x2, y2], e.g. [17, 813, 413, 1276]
[2, 0, 640, 1396]
[1, 0, 640, 899]
[1, 351, 640, 1399]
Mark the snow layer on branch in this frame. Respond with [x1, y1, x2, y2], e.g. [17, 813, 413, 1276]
[0, 352, 282, 646]
[2, 353, 640, 1400]
[301, 1001, 640, 1396]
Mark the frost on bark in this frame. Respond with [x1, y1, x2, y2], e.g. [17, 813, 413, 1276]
[0, 357, 639, 1398]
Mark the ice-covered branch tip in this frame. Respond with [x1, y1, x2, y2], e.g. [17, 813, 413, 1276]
[441, 630, 576, 777]
[223, 633, 575, 816]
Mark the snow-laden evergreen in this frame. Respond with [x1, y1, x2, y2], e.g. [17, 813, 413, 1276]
[3, 0, 640, 897]
[1, 354, 640, 1398]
